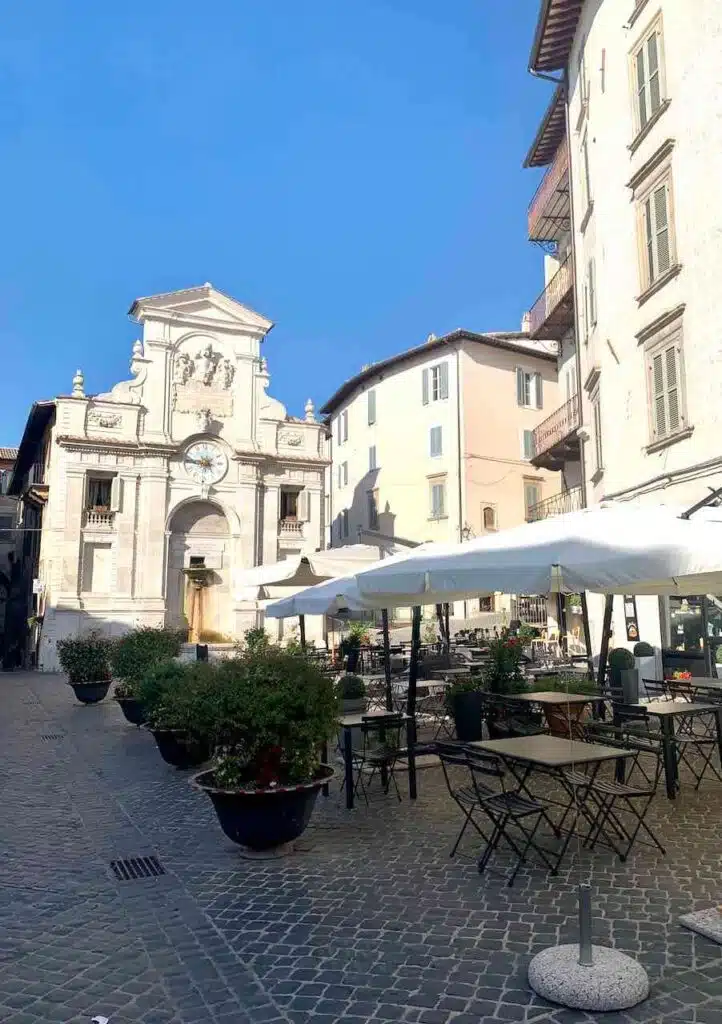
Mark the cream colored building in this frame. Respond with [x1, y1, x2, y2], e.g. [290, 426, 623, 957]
[321, 329, 560, 618]
[10, 285, 328, 669]
[524, 0, 722, 656]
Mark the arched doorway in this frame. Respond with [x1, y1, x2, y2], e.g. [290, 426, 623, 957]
[166, 501, 230, 640]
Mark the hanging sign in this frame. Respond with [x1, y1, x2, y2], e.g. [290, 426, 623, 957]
[623, 594, 639, 642]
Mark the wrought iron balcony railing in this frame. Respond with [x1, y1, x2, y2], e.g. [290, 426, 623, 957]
[526, 485, 583, 522]
[528, 254, 574, 340]
[528, 139, 570, 242]
[532, 394, 581, 460]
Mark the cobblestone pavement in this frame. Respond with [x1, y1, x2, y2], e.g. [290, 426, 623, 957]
[0, 672, 721, 1023]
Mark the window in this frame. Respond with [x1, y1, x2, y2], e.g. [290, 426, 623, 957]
[280, 489, 298, 520]
[524, 481, 541, 521]
[369, 445, 377, 472]
[591, 387, 604, 474]
[337, 409, 349, 444]
[367, 490, 379, 530]
[341, 509, 349, 538]
[565, 366, 578, 403]
[429, 478, 446, 518]
[367, 390, 376, 425]
[81, 541, 113, 593]
[580, 132, 592, 213]
[429, 425, 443, 458]
[479, 595, 494, 613]
[521, 429, 535, 461]
[632, 17, 664, 134]
[482, 505, 497, 531]
[86, 475, 121, 512]
[576, 36, 589, 127]
[640, 178, 673, 289]
[586, 258, 597, 332]
[341, 462, 348, 487]
[644, 313, 687, 445]
[422, 362, 449, 405]
[516, 368, 543, 409]
[0, 470, 10, 495]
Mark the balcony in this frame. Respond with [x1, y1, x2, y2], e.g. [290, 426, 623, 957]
[84, 509, 115, 530]
[527, 485, 583, 522]
[528, 254, 575, 340]
[530, 394, 581, 471]
[278, 519, 306, 548]
[528, 139, 570, 243]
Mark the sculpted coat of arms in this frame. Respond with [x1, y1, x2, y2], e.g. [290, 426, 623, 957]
[173, 344, 235, 417]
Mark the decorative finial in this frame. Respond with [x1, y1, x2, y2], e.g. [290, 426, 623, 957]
[71, 369, 85, 398]
[260, 356, 268, 374]
[304, 398, 315, 422]
[132, 339, 143, 357]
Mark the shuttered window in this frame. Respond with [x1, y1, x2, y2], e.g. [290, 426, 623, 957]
[592, 394, 603, 473]
[367, 389, 376, 425]
[342, 509, 349, 538]
[423, 363, 449, 404]
[580, 133, 592, 211]
[587, 258, 597, 329]
[298, 490, 310, 522]
[367, 490, 379, 530]
[369, 445, 377, 471]
[633, 23, 663, 132]
[647, 330, 685, 442]
[430, 479, 446, 517]
[522, 430, 535, 460]
[516, 368, 543, 409]
[523, 482, 541, 522]
[643, 181, 672, 286]
[430, 426, 443, 458]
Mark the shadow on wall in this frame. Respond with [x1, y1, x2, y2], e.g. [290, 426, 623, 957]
[332, 466, 401, 549]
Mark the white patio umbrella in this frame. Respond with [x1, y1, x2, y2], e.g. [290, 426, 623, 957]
[264, 572, 374, 618]
[235, 543, 403, 595]
[353, 503, 722, 607]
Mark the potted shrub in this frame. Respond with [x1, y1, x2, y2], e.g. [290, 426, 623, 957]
[633, 641, 657, 694]
[136, 662, 213, 768]
[608, 647, 638, 704]
[338, 622, 369, 673]
[110, 626, 185, 725]
[482, 633, 531, 738]
[336, 674, 366, 714]
[56, 631, 112, 704]
[193, 647, 337, 852]
[446, 676, 486, 742]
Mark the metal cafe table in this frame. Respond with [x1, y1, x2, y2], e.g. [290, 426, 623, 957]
[338, 709, 414, 810]
[508, 690, 597, 736]
[643, 700, 722, 799]
[470, 734, 636, 873]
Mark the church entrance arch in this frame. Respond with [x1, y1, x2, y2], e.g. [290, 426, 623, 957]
[166, 501, 230, 641]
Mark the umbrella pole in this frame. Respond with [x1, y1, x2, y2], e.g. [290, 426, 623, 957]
[382, 608, 393, 711]
[580, 592, 594, 680]
[596, 595, 614, 690]
[299, 614, 306, 651]
[406, 605, 421, 800]
[444, 602, 451, 654]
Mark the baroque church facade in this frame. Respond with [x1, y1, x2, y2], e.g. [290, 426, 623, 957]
[10, 285, 328, 670]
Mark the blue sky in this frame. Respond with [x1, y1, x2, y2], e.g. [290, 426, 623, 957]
[0, 0, 552, 443]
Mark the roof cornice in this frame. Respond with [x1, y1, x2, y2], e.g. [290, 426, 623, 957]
[529, 0, 583, 74]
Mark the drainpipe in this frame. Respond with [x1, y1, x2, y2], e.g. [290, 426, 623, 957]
[455, 345, 467, 620]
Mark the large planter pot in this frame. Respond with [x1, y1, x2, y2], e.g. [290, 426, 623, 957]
[147, 727, 210, 769]
[451, 691, 484, 742]
[193, 765, 335, 851]
[115, 696, 146, 726]
[69, 681, 111, 705]
[620, 668, 640, 705]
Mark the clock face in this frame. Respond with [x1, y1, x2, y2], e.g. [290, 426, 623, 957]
[183, 442, 228, 485]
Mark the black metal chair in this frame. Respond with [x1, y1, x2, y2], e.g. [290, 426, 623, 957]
[352, 713, 406, 805]
[642, 677, 670, 701]
[437, 741, 494, 857]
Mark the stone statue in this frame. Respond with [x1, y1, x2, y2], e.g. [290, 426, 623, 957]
[174, 353, 193, 385]
[195, 344, 216, 385]
[220, 358, 235, 388]
[196, 408, 212, 431]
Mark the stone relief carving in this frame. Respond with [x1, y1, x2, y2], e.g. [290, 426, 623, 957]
[172, 344, 235, 417]
[196, 408, 212, 431]
[279, 430, 303, 447]
[94, 339, 148, 405]
[87, 410, 122, 430]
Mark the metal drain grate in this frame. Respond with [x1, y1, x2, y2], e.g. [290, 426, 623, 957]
[110, 856, 166, 881]
[41, 733, 65, 741]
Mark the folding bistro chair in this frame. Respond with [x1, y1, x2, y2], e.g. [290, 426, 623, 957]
[563, 722, 666, 863]
[642, 677, 670, 701]
[352, 713, 405, 805]
[464, 747, 557, 886]
[437, 741, 493, 857]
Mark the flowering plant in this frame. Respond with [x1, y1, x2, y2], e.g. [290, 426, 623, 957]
[670, 669, 692, 680]
[483, 632, 527, 694]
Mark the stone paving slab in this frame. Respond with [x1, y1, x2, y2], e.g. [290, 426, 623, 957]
[0, 672, 721, 1023]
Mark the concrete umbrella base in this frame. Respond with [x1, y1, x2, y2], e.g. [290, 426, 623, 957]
[679, 907, 722, 945]
[528, 945, 649, 1012]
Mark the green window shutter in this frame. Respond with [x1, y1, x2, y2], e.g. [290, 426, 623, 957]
[644, 196, 655, 283]
[516, 367, 525, 405]
[439, 362, 449, 400]
[647, 32, 661, 114]
[422, 368, 429, 405]
[665, 345, 680, 432]
[636, 47, 648, 128]
[535, 373, 543, 409]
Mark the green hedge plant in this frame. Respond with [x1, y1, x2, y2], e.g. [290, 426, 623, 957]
[110, 626, 185, 698]
[633, 641, 655, 657]
[57, 631, 112, 684]
[336, 674, 366, 700]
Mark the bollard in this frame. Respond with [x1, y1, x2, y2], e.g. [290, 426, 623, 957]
[578, 883, 593, 966]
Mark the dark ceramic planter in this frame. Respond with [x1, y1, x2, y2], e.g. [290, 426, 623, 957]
[147, 727, 210, 769]
[69, 681, 111, 705]
[193, 765, 335, 851]
[115, 696, 146, 726]
[451, 690, 484, 742]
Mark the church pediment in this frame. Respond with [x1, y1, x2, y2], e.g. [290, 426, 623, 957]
[128, 284, 273, 335]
